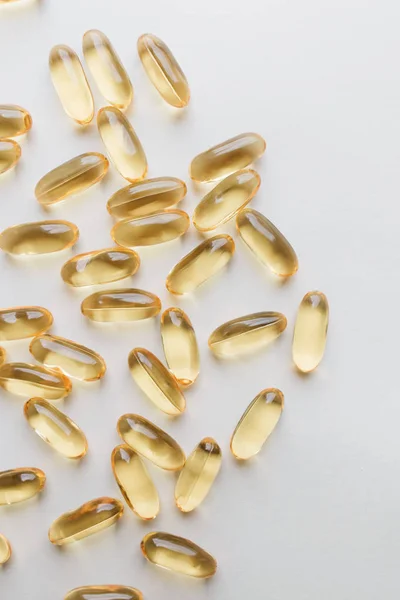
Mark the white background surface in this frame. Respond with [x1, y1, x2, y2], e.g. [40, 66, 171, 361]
[0, 0, 398, 598]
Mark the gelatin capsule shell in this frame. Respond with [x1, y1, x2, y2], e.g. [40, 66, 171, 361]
[0, 139, 21, 175]
[111, 210, 190, 247]
[0, 347, 5, 367]
[292, 291, 329, 373]
[0, 105, 32, 139]
[0, 306, 53, 341]
[161, 307, 200, 386]
[81, 289, 161, 322]
[0, 534, 11, 565]
[61, 247, 140, 287]
[0, 220, 79, 255]
[0, 467, 46, 505]
[64, 586, 143, 600]
[0, 362, 72, 399]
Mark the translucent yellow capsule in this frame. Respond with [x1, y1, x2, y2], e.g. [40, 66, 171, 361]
[0, 306, 53, 341]
[193, 169, 261, 232]
[107, 177, 187, 220]
[97, 106, 147, 182]
[35, 153, 109, 206]
[190, 133, 266, 183]
[141, 532, 217, 578]
[237, 208, 298, 277]
[128, 348, 185, 416]
[161, 307, 199, 386]
[61, 247, 140, 287]
[111, 210, 190, 248]
[0, 467, 46, 505]
[0, 139, 21, 174]
[292, 291, 329, 373]
[0, 347, 5, 367]
[111, 445, 159, 520]
[29, 334, 106, 381]
[117, 413, 186, 471]
[0, 105, 32, 139]
[24, 398, 88, 459]
[83, 29, 133, 109]
[0, 220, 79, 255]
[175, 438, 222, 513]
[230, 388, 284, 460]
[49, 45, 94, 125]
[81, 289, 161, 322]
[0, 362, 71, 399]
[208, 312, 287, 358]
[0, 534, 11, 565]
[64, 586, 143, 600]
[137, 34, 190, 108]
[166, 234, 235, 295]
[48, 497, 124, 546]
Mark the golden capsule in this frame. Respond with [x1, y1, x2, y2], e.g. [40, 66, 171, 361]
[0, 347, 5, 367]
[61, 247, 140, 287]
[83, 29, 133, 109]
[24, 398, 88, 459]
[0, 467, 46, 505]
[0, 105, 32, 139]
[166, 234, 235, 295]
[0, 220, 79, 255]
[175, 438, 222, 513]
[230, 388, 284, 460]
[35, 153, 109, 206]
[117, 414, 185, 471]
[0, 534, 11, 565]
[0, 306, 53, 341]
[193, 169, 261, 232]
[292, 291, 329, 373]
[97, 106, 147, 182]
[111, 445, 159, 520]
[107, 177, 187, 220]
[161, 307, 199, 387]
[111, 210, 190, 248]
[81, 289, 161, 322]
[137, 34, 190, 108]
[49, 45, 94, 125]
[141, 532, 217, 578]
[128, 348, 185, 416]
[64, 586, 143, 600]
[0, 362, 71, 399]
[0, 139, 21, 174]
[208, 311, 287, 358]
[48, 497, 124, 545]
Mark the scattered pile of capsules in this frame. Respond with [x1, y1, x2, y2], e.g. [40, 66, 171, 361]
[0, 26, 329, 600]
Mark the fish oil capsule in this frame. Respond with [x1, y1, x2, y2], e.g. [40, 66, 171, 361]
[117, 414, 186, 471]
[64, 586, 143, 600]
[107, 177, 187, 220]
[0, 362, 71, 399]
[0, 105, 32, 138]
[111, 445, 159, 520]
[97, 106, 147, 182]
[81, 289, 161, 322]
[0, 347, 5, 367]
[0, 220, 79, 255]
[292, 291, 329, 373]
[48, 497, 124, 545]
[35, 153, 109, 206]
[166, 234, 235, 295]
[209, 312, 287, 358]
[230, 388, 284, 460]
[161, 307, 200, 387]
[49, 45, 94, 125]
[0, 306, 53, 341]
[24, 398, 88, 459]
[190, 132, 266, 182]
[0, 139, 21, 174]
[83, 30, 133, 109]
[175, 438, 222, 513]
[128, 348, 185, 416]
[0, 467, 46, 505]
[0, 534, 11, 565]
[137, 34, 190, 108]
[141, 532, 217, 578]
[193, 169, 261, 231]
[61, 247, 140, 287]
[237, 208, 298, 277]
[111, 210, 190, 248]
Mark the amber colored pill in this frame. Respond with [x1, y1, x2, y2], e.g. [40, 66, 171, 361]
[0, 105, 32, 139]
[64, 586, 143, 600]
[61, 247, 140, 287]
[24, 398, 88, 459]
[97, 106, 147, 182]
[230, 388, 284, 460]
[49, 45, 94, 125]
[137, 34, 190, 108]
[0, 362, 71, 399]
[175, 438, 222, 513]
[117, 413, 186, 471]
[49, 497, 124, 545]
[111, 445, 159, 520]
[0, 534, 11, 565]
[166, 234, 235, 295]
[292, 291, 329, 373]
[83, 29, 133, 109]
[81, 289, 161, 322]
[0, 306, 53, 341]
[128, 348, 185, 416]
[0, 347, 5, 367]
[141, 532, 217, 578]
[0, 467, 46, 505]
[208, 312, 287, 358]
[0, 139, 21, 174]
[161, 307, 199, 387]
[111, 210, 190, 248]
[0, 220, 79, 255]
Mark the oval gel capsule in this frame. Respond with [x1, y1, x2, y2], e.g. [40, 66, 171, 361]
[0, 467, 46, 505]
[112, 210, 190, 247]
[0, 306, 53, 341]
[0, 220, 79, 255]
[0, 105, 32, 139]
[292, 291, 329, 373]
[161, 307, 200, 386]
[0, 347, 5, 367]
[0, 362, 72, 399]
[0, 139, 21, 174]
[81, 289, 161, 322]
[64, 586, 143, 600]
[61, 247, 140, 287]
[0, 534, 11, 565]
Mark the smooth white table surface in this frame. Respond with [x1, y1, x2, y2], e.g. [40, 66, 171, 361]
[0, 1, 398, 598]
